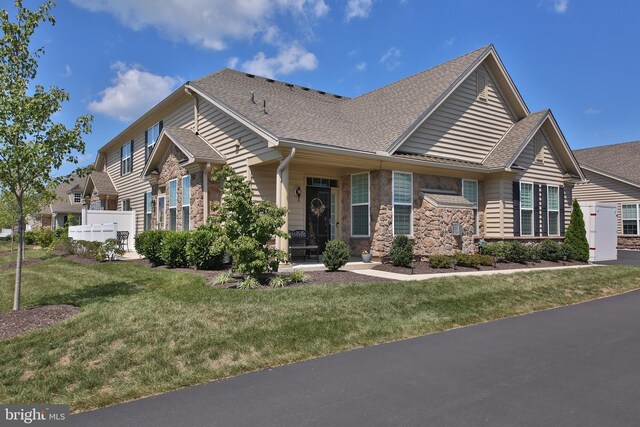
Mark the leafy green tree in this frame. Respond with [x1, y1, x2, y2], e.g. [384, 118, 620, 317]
[207, 166, 288, 278]
[564, 199, 589, 262]
[0, 188, 53, 252]
[0, 1, 92, 310]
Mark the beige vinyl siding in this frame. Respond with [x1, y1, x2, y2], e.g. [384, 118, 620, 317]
[105, 99, 194, 234]
[399, 64, 516, 162]
[574, 169, 640, 235]
[483, 177, 506, 238]
[506, 130, 572, 234]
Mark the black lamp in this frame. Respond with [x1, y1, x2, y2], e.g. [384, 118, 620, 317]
[295, 186, 302, 201]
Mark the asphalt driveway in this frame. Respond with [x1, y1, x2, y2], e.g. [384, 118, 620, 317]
[597, 249, 640, 266]
[72, 290, 640, 426]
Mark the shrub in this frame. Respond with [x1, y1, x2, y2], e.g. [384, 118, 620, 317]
[135, 230, 167, 266]
[269, 276, 288, 288]
[186, 229, 225, 270]
[565, 199, 589, 262]
[51, 235, 75, 255]
[289, 269, 308, 284]
[34, 227, 54, 248]
[389, 235, 414, 267]
[213, 271, 233, 287]
[504, 241, 530, 264]
[526, 243, 541, 263]
[322, 240, 350, 272]
[560, 242, 574, 261]
[237, 276, 260, 289]
[161, 231, 190, 268]
[538, 239, 563, 262]
[481, 242, 507, 261]
[23, 231, 36, 245]
[94, 238, 124, 262]
[453, 252, 478, 268]
[428, 255, 451, 269]
[476, 254, 495, 267]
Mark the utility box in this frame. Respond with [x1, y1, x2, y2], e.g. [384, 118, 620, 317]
[579, 201, 618, 262]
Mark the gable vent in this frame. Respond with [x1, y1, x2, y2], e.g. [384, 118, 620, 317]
[476, 70, 488, 102]
[534, 134, 545, 164]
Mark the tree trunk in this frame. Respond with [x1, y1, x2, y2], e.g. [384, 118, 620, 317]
[13, 198, 24, 311]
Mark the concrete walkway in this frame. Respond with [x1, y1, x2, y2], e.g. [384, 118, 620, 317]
[71, 289, 640, 426]
[352, 263, 597, 281]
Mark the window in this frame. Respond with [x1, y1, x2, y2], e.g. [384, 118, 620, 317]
[157, 195, 166, 230]
[168, 179, 177, 231]
[622, 204, 639, 235]
[182, 175, 191, 231]
[121, 199, 131, 211]
[462, 180, 479, 235]
[146, 121, 162, 161]
[144, 192, 152, 230]
[73, 192, 82, 204]
[351, 173, 369, 236]
[520, 182, 534, 236]
[547, 185, 560, 236]
[120, 141, 133, 175]
[90, 199, 103, 210]
[393, 171, 413, 235]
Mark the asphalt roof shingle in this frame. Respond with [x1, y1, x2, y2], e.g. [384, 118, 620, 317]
[43, 176, 87, 215]
[164, 127, 225, 162]
[87, 171, 118, 196]
[573, 141, 640, 185]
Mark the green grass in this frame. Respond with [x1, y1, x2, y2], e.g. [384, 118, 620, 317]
[1, 249, 640, 412]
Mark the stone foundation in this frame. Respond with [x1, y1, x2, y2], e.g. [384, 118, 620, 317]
[618, 236, 640, 250]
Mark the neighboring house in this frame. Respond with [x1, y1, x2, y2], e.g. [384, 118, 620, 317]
[84, 44, 584, 257]
[573, 141, 640, 249]
[38, 176, 87, 229]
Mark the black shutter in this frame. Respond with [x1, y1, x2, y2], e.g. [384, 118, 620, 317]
[129, 140, 134, 173]
[534, 184, 540, 237]
[541, 185, 548, 236]
[143, 193, 147, 230]
[513, 181, 520, 237]
[144, 130, 149, 163]
[560, 187, 566, 236]
[120, 145, 123, 176]
[158, 120, 163, 132]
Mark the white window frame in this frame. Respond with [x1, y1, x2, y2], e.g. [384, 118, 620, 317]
[73, 192, 82, 204]
[145, 191, 152, 230]
[168, 179, 177, 231]
[520, 181, 534, 236]
[547, 185, 560, 236]
[181, 174, 191, 231]
[392, 171, 413, 236]
[121, 142, 132, 175]
[621, 203, 640, 236]
[121, 199, 131, 212]
[157, 195, 166, 230]
[351, 172, 370, 237]
[462, 179, 479, 236]
[146, 122, 161, 160]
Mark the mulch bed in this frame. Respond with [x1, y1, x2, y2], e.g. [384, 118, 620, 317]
[374, 259, 587, 275]
[0, 305, 80, 341]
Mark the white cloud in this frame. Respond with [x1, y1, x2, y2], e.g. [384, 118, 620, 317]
[227, 57, 240, 69]
[355, 61, 367, 71]
[89, 62, 179, 122]
[552, 0, 569, 13]
[380, 47, 401, 70]
[61, 64, 72, 78]
[585, 107, 601, 115]
[444, 37, 455, 48]
[241, 44, 318, 78]
[346, 0, 373, 21]
[71, 0, 330, 51]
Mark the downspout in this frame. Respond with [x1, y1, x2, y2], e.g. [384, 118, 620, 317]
[275, 148, 296, 253]
[203, 163, 211, 224]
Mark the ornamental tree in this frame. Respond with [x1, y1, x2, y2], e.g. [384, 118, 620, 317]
[207, 166, 288, 278]
[0, 1, 93, 310]
[564, 199, 590, 262]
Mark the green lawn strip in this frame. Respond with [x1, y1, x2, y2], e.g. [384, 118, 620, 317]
[1, 250, 639, 412]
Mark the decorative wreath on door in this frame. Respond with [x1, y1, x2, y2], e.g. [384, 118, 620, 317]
[309, 197, 326, 217]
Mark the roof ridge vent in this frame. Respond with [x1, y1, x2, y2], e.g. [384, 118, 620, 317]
[266, 78, 275, 83]
[317, 90, 326, 95]
[301, 87, 310, 91]
[245, 73, 255, 78]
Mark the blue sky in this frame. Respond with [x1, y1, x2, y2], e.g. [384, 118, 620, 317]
[23, 0, 640, 176]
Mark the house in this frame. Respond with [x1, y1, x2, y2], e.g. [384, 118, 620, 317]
[38, 176, 87, 229]
[573, 141, 640, 249]
[84, 44, 584, 257]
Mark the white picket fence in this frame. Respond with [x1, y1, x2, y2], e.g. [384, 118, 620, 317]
[68, 223, 118, 243]
[80, 209, 136, 249]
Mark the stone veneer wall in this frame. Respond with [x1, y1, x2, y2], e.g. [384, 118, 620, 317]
[618, 236, 640, 250]
[341, 170, 476, 257]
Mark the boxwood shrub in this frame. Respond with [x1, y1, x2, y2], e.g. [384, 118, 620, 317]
[135, 230, 167, 266]
[161, 231, 191, 268]
[322, 240, 350, 272]
[185, 229, 225, 270]
[389, 235, 414, 267]
[428, 255, 451, 269]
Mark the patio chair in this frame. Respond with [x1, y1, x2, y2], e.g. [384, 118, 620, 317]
[288, 229, 319, 262]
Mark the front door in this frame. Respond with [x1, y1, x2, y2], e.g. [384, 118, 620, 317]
[306, 186, 331, 252]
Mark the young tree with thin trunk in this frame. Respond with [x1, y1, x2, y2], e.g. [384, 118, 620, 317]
[0, 1, 92, 310]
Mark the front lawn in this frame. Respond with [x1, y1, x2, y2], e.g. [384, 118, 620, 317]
[1, 249, 640, 412]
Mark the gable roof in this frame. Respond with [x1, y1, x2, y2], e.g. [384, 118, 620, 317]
[142, 126, 225, 178]
[42, 176, 87, 215]
[84, 171, 118, 197]
[483, 110, 548, 168]
[574, 141, 640, 186]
